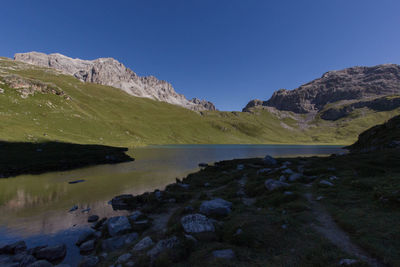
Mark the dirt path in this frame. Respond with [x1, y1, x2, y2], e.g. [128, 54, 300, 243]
[304, 193, 386, 267]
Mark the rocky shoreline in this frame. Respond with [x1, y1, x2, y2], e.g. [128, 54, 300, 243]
[2, 148, 399, 266]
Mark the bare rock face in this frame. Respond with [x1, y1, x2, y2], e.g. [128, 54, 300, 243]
[14, 52, 215, 111]
[243, 64, 400, 114]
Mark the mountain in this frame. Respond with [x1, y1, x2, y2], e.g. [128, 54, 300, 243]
[243, 64, 400, 120]
[1, 56, 399, 146]
[347, 114, 400, 152]
[14, 52, 216, 111]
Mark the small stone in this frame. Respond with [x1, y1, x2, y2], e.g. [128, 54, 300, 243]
[236, 164, 244, 170]
[76, 228, 95, 246]
[101, 233, 138, 252]
[264, 179, 290, 191]
[288, 173, 302, 182]
[212, 249, 235, 260]
[177, 183, 190, 189]
[279, 175, 286, 182]
[126, 261, 135, 267]
[204, 182, 210, 187]
[316, 196, 324, 201]
[319, 180, 334, 187]
[87, 215, 99, 223]
[0, 240, 26, 254]
[184, 206, 194, 213]
[29, 260, 53, 267]
[129, 211, 143, 221]
[79, 240, 95, 253]
[132, 236, 154, 252]
[69, 205, 78, 212]
[154, 190, 162, 200]
[17, 254, 36, 266]
[146, 236, 180, 259]
[263, 155, 277, 165]
[184, 234, 197, 243]
[257, 168, 271, 174]
[234, 228, 243, 235]
[107, 216, 132, 237]
[198, 163, 208, 167]
[116, 253, 131, 263]
[284, 191, 293, 195]
[282, 168, 294, 174]
[339, 259, 359, 265]
[329, 176, 338, 181]
[181, 214, 215, 233]
[34, 244, 66, 263]
[81, 208, 91, 213]
[281, 224, 288, 229]
[199, 198, 232, 217]
[168, 198, 176, 203]
[79, 256, 99, 267]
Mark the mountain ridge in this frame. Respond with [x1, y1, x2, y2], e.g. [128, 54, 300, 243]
[14, 52, 216, 111]
[243, 64, 400, 116]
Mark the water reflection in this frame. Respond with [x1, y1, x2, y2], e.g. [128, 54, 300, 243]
[0, 145, 343, 239]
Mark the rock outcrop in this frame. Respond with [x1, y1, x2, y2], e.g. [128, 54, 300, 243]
[14, 52, 216, 111]
[243, 64, 400, 114]
[346, 114, 400, 152]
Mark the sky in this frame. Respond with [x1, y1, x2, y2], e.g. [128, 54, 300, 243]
[1, 0, 399, 111]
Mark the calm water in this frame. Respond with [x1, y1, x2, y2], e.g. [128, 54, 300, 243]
[0, 144, 344, 265]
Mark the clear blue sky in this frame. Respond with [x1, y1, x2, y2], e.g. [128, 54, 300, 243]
[1, 0, 399, 111]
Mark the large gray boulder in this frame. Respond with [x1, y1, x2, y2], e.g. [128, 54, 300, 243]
[101, 233, 138, 252]
[107, 216, 132, 237]
[79, 240, 95, 253]
[199, 198, 232, 217]
[181, 214, 215, 233]
[76, 228, 95, 246]
[34, 244, 66, 263]
[264, 179, 290, 191]
[146, 236, 180, 259]
[132, 236, 154, 252]
[212, 249, 236, 259]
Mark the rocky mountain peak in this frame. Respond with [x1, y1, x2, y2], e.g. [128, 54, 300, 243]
[14, 52, 216, 111]
[243, 64, 400, 114]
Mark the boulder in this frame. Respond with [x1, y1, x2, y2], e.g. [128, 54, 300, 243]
[76, 228, 95, 246]
[79, 256, 99, 267]
[199, 198, 232, 217]
[212, 249, 235, 259]
[87, 215, 99, 223]
[116, 253, 131, 264]
[17, 254, 36, 267]
[29, 260, 53, 267]
[319, 180, 334, 187]
[110, 194, 134, 210]
[34, 244, 66, 263]
[91, 217, 107, 230]
[282, 168, 294, 174]
[339, 259, 359, 265]
[107, 216, 132, 237]
[101, 233, 138, 252]
[132, 236, 154, 252]
[79, 240, 96, 253]
[0, 241, 27, 254]
[263, 155, 277, 165]
[129, 211, 143, 221]
[181, 214, 215, 233]
[264, 179, 290, 191]
[288, 173, 302, 182]
[146, 236, 180, 259]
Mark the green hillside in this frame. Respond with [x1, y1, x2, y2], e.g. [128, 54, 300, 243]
[0, 57, 398, 147]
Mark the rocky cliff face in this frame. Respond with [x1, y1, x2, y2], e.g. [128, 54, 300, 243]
[14, 52, 215, 111]
[243, 64, 400, 114]
[347, 115, 400, 152]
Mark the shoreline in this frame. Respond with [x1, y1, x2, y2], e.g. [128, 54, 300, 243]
[1, 149, 398, 266]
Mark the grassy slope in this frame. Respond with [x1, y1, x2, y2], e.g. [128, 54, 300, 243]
[0, 57, 398, 146]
